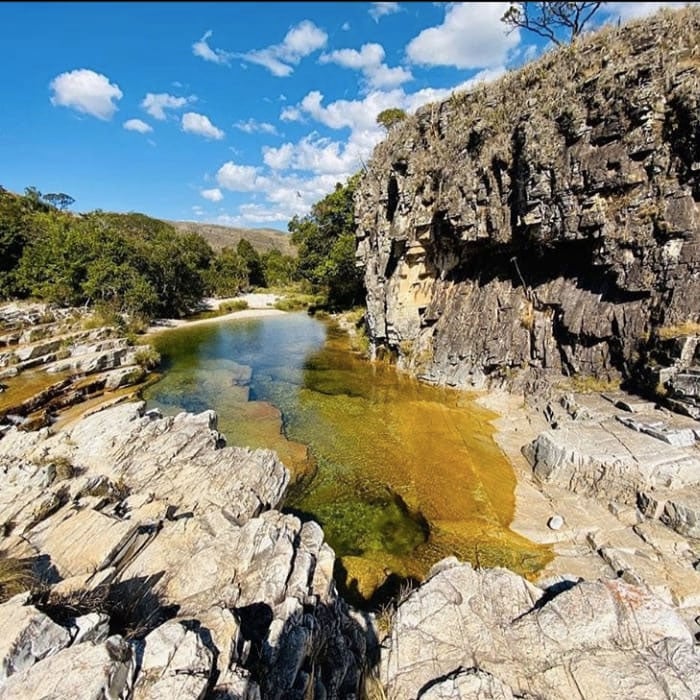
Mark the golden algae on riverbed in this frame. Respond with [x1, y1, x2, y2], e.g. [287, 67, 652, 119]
[0, 369, 71, 415]
[289, 340, 551, 590]
[144, 314, 551, 602]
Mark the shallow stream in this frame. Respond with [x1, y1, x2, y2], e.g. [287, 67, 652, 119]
[143, 313, 550, 602]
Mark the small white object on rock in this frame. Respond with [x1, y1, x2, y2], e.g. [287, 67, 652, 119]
[548, 515, 565, 531]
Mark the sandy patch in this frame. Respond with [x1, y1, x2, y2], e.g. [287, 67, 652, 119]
[146, 293, 285, 334]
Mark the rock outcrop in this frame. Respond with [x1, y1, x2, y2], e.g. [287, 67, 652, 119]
[0, 402, 368, 698]
[0, 303, 157, 433]
[0, 400, 697, 698]
[380, 558, 700, 700]
[356, 7, 700, 400]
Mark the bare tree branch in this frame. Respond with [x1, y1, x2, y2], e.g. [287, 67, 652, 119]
[502, 2, 604, 45]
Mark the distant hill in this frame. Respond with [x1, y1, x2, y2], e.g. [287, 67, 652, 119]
[168, 220, 297, 256]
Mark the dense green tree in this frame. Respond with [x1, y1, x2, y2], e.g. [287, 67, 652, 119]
[236, 238, 266, 288]
[261, 249, 298, 287]
[13, 207, 211, 317]
[289, 172, 364, 309]
[205, 247, 249, 297]
[376, 108, 407, 130]
[0, 190, 34, 297]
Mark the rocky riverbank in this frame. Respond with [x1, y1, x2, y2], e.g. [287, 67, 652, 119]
[0, 388, 697, 698]
[0, 302, 159, 435]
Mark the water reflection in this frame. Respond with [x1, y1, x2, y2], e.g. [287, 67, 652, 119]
[144, 313, 550, 600]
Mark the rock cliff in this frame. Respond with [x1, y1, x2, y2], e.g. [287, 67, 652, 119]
[356, 7, 700, 400]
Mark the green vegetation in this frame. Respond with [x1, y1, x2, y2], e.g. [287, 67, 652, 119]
[203, 246, 249, 297]
[1, 180, 361, 317]
[1, 187, 213, 318]
[133, 347, 161, 370]
[219, 299, 249, 313]
[0, 186, 301, 318]
[237, 238, 265, 287]
[260, 248, 298, 287]
[289, 173, 364, 310]
[376, 107, 407, 130]
[273, 291, 324, 312]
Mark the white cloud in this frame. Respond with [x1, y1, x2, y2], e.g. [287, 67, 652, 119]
[208, 61, 506, 227]
[141, 92, 193, 120]
[281, 105, 303, 122]
[192, 205, 205, 217]
[213, 151, 360, 224]
[123, 118, 152, 133]
[201, 187, 224, 202]
[320, 43, 412, 89]
[237, 20, 327, 76]
[49, 68, 122, 120]
[369, 2, 400, 22]
[182, 112, 225, 139]
[264, 133, 369, 175]
[602, 1, 698, 22]
[294, 88, 405, 131]
[192, 30, 231, 64]
[263, 142, 294, 170]
[234, 118, 279, 135]
[407, 2, 518, 69]
[216, 161, 261, 191]
[342, 21, 351, 31]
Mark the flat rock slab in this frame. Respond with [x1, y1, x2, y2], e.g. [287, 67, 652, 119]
[382, 562, 700, 700]
[523, 421, 700, 503]
[601, 392, 657, 414]
[0, 635, 135, 700]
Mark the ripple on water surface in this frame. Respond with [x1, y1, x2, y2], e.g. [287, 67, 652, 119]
[144, 313, 551, 602]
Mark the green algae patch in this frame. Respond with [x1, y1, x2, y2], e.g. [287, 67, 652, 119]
[143, 313, 551, 604]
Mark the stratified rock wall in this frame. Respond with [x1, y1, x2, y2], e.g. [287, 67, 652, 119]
[356, 7, 700, 392]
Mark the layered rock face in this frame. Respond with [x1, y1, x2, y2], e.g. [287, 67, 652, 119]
[356, 8, 700, 394]
[0, 303, 158, 433]
[381, 558, 700, 700]
[0, 402, 368, 698]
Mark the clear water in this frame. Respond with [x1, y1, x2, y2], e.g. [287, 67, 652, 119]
[144, 313, 550, 601]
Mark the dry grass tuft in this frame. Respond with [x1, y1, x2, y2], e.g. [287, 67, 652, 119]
[657, 322, 700, 340]
[0, 556, 35, 603]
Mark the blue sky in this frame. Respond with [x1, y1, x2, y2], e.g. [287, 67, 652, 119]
[0, 2, 691, 231]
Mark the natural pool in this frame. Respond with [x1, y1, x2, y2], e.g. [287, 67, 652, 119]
[143, 312, 550, 602]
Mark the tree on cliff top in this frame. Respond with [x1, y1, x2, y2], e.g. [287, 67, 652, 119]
[43, 193, 75, 211]
[501, 2, 604, 45]
[376, 108, 407, 131]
